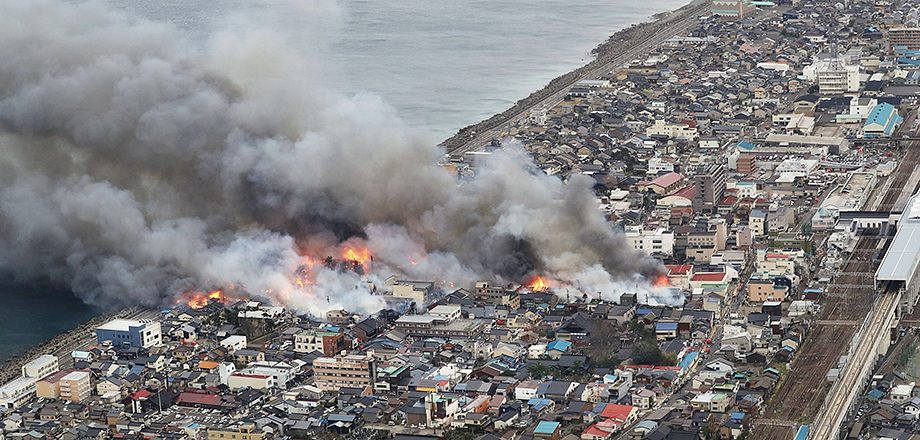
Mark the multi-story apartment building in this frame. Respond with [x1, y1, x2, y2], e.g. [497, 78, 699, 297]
[22, 355, 58, 379]
[692, 163, 727, 214]
[313, 353, 377, 392]
[37, 369, 91, 402]
[294, 328, 346, 356]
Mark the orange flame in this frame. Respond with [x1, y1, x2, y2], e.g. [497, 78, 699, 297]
[343, 248, 370, 264]
[529, 276, 549, 292]
[653, 274, 669, 288]
[186, 290, 225, 309]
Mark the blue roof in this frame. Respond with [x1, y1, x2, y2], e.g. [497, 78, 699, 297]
[869, 389, 885, 399]
[636, 308, 653, 315]
[547, 339, 572, 352]
[737, 141, 756, 150]
[864, 103, 897, 131]
[529, 398, 553, 411]
[535, 421, 561, 434]
[793, 425, 809, 440]
[679, 352, 699, 369]
[656, 322, 678, 331]
[731, 412, 746, 420]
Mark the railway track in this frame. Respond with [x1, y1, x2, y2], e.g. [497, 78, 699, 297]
[751, 150, 920, 440]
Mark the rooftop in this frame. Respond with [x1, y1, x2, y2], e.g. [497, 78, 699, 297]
[97, 319, 151, 332]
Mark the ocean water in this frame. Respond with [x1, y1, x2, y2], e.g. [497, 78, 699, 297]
[104, 0, 688, 141]
[0, 278, 98, 364]
[1, 0, 687, 363]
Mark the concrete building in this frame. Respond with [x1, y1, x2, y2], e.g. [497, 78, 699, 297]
[219, 335, 247, 354]
[888, 27, 920, 50]
[747, 279, 789, 302]
[207, 423, 265, 440]
[313, 353, 377, 392]
[646, 118, 699, 139]
[294, 328, 346, 356]
[237, 360, 305, 390]
[95, 319, 162, 349]
[712, 0, 756, 19]
[37, 369, 91, 402]
[390, 280, 435, 303]
[227, 373, 275, 391]
[692, 163, 727, 214]
[0, 377, 38, 411]
[816, 61, 860, 95]
[624, 226, 675, 256]
[21, 355, 58, 379]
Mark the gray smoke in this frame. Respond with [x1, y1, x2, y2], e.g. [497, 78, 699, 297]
[0, 0, 668, 316]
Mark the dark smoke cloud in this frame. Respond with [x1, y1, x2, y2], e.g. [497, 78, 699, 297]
[0, 0, 669, 315]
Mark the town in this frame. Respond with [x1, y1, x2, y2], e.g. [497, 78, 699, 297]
[6, 0, 920, 438]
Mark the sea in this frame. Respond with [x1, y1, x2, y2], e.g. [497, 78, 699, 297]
[0, 0, 687, 364]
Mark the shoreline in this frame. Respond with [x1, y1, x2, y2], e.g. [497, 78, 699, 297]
[440, 0, 711, 154]
[0, 307, 138, 384]
[0, 1, 713, 386]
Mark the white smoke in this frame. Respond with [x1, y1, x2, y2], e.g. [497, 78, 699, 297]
[0, 0, 671, 317]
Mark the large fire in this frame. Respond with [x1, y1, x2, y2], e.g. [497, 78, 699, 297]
[653, 274, 669, 288]
[529, 276, 549, 292]
[185, 290, 226, 309]
[343, 247, 370, 264]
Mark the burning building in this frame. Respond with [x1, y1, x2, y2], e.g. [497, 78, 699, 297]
[0, 0, 676, 317]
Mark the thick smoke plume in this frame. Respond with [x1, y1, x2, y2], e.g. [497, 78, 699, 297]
[0, 1, 668, 316]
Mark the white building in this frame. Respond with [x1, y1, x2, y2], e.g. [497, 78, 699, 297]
[775, 158, 819, 178]
[22, 355, 58, 379]
[646, 118, 699, 139]
[227, 373, 275, 391]
[95, 319, 162, 349]
[624, 226, 675, 256]
[0, 377, 38, 411]
[220, 335, 247, 354]
[647, 157, 675, 175]
[803, 57, 860, 94]
[428, 305, 462, 322]
[238, 360, 305, 390]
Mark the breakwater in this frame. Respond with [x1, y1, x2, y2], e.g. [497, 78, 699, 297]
[440, 0, 710, 154]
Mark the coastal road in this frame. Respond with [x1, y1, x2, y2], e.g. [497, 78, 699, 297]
[445, 0, 711, 156]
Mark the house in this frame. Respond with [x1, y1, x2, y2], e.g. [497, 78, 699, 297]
[632, 388, 655, 410]
[546, 340, 573, 359]
[534, 421, 562, 440]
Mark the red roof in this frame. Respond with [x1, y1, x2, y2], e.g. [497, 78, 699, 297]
[583, 425, 614, 438]
[691, 272, 727, 282]
[232, 373, 270, 379]
[718, 195, 739, 205]
[130, 390, 151, 400]
[766, 254, 790, 258]
[176, 392, 221, 406]
[665, 265, 693, 275]
[669, 184, 697, 199]
[650, 172, 684, 188]
[39, 371, 69, 384]
[600, 404, 635, 421]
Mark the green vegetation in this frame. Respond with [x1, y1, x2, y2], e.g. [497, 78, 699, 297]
[528, 362, 551, 379]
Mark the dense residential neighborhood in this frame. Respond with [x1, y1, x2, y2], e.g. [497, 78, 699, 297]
[9, 0, 920, 438]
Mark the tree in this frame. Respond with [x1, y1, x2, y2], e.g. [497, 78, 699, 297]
[594, 354, 620, 369]
[632, 341, 677, 366]
[528, 362, 551, 380]
[801, 222, 812, 235]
